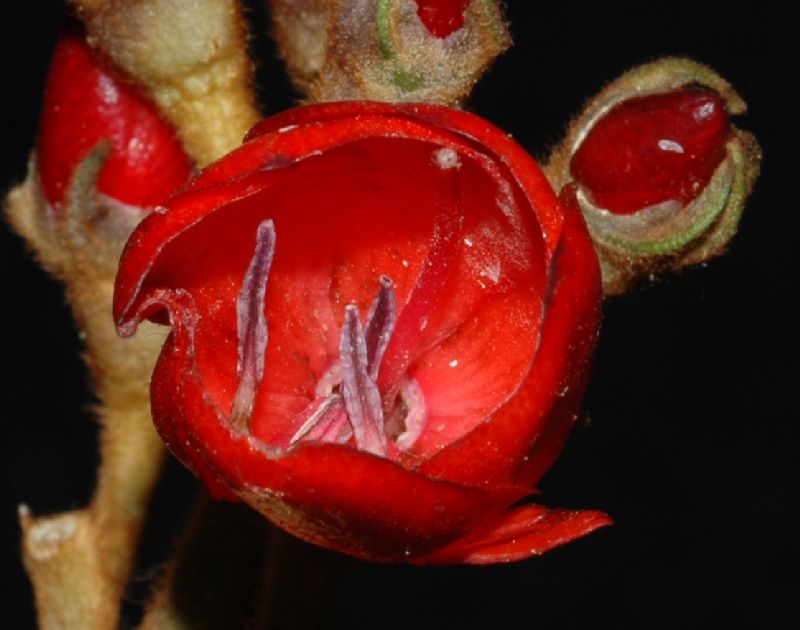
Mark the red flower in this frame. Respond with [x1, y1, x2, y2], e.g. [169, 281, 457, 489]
[114, 102, 609, 563]
[37, 26, 192, 212]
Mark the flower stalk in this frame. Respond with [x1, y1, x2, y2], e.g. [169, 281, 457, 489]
[9, 152, 168, 629]
[138, 495, 269, 630]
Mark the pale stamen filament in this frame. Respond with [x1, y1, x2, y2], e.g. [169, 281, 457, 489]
[231, 219, 276, 430]
[339, 305, 388, 456]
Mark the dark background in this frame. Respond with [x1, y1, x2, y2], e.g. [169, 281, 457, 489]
[1, 2, 797, 628]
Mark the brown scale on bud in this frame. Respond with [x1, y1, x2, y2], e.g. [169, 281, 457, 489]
[269, 0, 510, 106]
[545, 58, 762, 296]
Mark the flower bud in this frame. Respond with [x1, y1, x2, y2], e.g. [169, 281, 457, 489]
[270, 0, 510, 105]
[414, 0, 471, 37]
[8, 25, 192, 287]
[546, 58, 762, 295]
[37, 26, 192, 215]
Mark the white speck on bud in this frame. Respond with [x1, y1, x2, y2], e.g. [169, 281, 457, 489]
[694, 102, 716, 121]
[657, 139, 684, 154]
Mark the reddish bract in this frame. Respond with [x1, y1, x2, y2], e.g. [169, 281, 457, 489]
[37, 27, 192, 210]
[415, 0, 470, 37]
[569, 89, 729, 215]
[114, 102, 609, 564]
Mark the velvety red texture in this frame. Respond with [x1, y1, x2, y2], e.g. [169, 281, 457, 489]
[114, 102, 609, 563]
[36, 26, 192, 209]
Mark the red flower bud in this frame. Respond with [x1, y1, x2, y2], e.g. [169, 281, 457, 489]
[36, 26, 192, 211]
[569, 89, 729, 215]
[546, 58, 762, 295]
[114, 102, 609, 563]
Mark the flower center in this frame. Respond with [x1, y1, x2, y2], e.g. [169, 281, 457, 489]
[230, 220, 425, 457]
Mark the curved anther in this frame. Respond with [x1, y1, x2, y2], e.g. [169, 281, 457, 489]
[231, 219, 276, 429]
[364, 275, 396, 379]
[340, 305, 387, 456]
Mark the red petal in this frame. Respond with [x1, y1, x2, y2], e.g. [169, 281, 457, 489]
[115, 107, 551, 451]
[407, 288, 541, 457]
[420, 185, 601, 488]
[245, 102, 564, 254]
[415, 503, 612, 564]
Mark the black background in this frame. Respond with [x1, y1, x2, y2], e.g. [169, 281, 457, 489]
[1, 2, 797, 628]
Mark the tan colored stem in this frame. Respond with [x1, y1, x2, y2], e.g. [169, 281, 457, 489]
[19, 508, 118, 630]
[71, 0, 260, 165]
[8, 3, 257, 626]
[8, 164, 167, 628]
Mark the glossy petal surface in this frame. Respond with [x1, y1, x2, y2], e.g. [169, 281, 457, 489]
[37, 26, 192, 209]
[570, 89, 728, 215]
[115, 102, 606, 563]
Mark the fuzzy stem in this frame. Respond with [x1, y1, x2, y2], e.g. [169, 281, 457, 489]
[8, 166, 167, 628]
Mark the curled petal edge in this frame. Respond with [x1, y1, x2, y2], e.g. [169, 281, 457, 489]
[415, 504, 612, 565]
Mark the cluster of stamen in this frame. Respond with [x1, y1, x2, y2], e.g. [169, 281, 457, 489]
[230, 219, 425, 457]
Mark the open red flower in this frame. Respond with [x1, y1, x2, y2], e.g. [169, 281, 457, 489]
[114, 102, 609, 564]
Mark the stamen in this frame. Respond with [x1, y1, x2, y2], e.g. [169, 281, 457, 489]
[290, 394, 351, 445]
[230, 220, 276, 429]
[288, 278, 403, 455]
[339, 305, 387, 456]
[363, 275, 396, 380]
